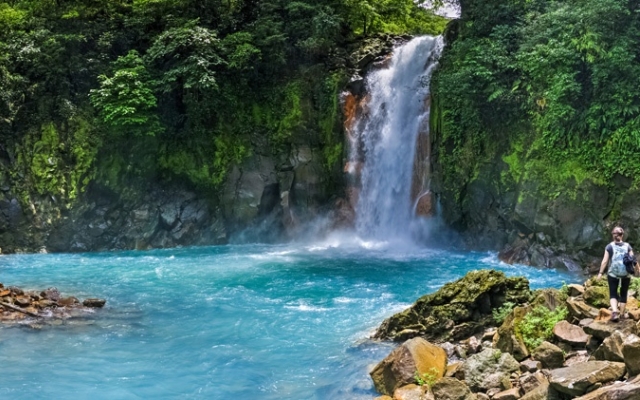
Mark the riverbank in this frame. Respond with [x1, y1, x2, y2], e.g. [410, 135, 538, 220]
[369, 270, 640, 399]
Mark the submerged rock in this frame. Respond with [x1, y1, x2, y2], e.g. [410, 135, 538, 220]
[374, 270, 531, 342]
[83, 298, 106, 308]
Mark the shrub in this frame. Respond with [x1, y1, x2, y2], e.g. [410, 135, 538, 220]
[414, 367, 440, 387]
[492, 301, 515, 325]
[517, 305, 568, 350]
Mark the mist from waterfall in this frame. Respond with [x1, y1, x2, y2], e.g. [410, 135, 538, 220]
[354, 36, 443, 243]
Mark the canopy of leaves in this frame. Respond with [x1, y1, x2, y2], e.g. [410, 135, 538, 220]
[433, 0, 640, 194]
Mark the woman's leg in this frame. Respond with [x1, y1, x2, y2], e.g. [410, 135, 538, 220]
[619, 276, 631, 316]
[607, 275, 620, 315]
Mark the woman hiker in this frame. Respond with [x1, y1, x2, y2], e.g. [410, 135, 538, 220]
[597, 226, 635, 322]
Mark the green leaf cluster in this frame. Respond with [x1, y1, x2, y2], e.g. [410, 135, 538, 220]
[0, 0, 447, 206]
[516, 305, 568, 350]
[433, 0, 640, 199]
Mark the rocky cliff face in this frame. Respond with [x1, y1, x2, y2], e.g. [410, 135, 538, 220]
[430, 139, 637, 272]
[0, 137, 334, 253]
[0, 36, 416, 254]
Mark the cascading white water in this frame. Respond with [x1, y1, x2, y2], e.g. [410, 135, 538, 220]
[354, 36, 443, 242]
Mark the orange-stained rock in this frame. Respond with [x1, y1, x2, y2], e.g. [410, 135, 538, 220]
[415, 193, 433, 217]
[370, 337, 447, 396]
[393, 384, 430, 400]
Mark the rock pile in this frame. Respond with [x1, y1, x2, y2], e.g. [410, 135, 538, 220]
[0, 282, 106, 326]
[370, 271, 640, 400]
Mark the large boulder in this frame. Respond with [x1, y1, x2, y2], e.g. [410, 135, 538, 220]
[374, 270, 531, 342]
[622, 334, 640, 377]
[553, 321, 589, 347]
[549, 361, 626, 397]
[583, 320, 637, 340]
[531, 341, 564, 369]
[493, 306, 530, 361]
[461, 348, 520, 392]
[370, 337, 447, 396]
[566, 297, 599, 320]
[592, 330, 626, 362]
[431, 377, 475, 400]
[574, 382, 640, 399]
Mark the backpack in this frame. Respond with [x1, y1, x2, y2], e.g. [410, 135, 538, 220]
[609, 242, 632, 277]
[623, 253, 637, 275]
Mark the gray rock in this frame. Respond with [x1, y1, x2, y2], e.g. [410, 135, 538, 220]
[553, 320, 590, 346]
[583, 320, 637, 340]
[461, 348, 520, 392]
[441, 342, 456, 358]
[622, 334, 640, 377]
[593, 330, 626, 362]
[564, 350, 590, 367]
[519, 371, 548, 392]
[531, 341, 564, 369]
[549, 361, 626, 397]
[493, 388, 521, 400]
[574, 381, 640, 399]
[431, 377, 475, 400]
[520, 359, 541, 373]
[566, 297, 599, 320]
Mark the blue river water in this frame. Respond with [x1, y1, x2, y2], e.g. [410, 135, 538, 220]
[0, 236, 582, 399]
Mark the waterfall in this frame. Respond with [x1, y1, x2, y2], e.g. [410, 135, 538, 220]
[352, 36, 443, 242]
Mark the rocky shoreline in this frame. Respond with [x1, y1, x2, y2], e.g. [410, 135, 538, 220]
[369, 270, 640, 400]
[0, 282, 106, 328]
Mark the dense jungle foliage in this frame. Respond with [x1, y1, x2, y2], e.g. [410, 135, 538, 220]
[432, 0, 640, 200]
[0, 0, 446, 206]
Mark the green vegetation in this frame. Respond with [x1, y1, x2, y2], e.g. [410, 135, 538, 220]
[414, 367, 440, 387]
[492, 301, 515, 325]
[0, 0, 447, 209]
[516, 305, 568, 350]
[432, 0, 640, 201]
[630, 277, 640, 293]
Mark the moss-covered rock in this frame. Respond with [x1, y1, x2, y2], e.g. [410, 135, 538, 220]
[493, 306, 531, 361]
[374, 270, 531, 342]
[583, 286, 610, 309]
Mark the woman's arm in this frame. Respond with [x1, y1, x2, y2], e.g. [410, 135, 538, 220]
[598, 250, 609, 279]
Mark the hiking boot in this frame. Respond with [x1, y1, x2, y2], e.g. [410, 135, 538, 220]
[610, 311, 620, 322]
